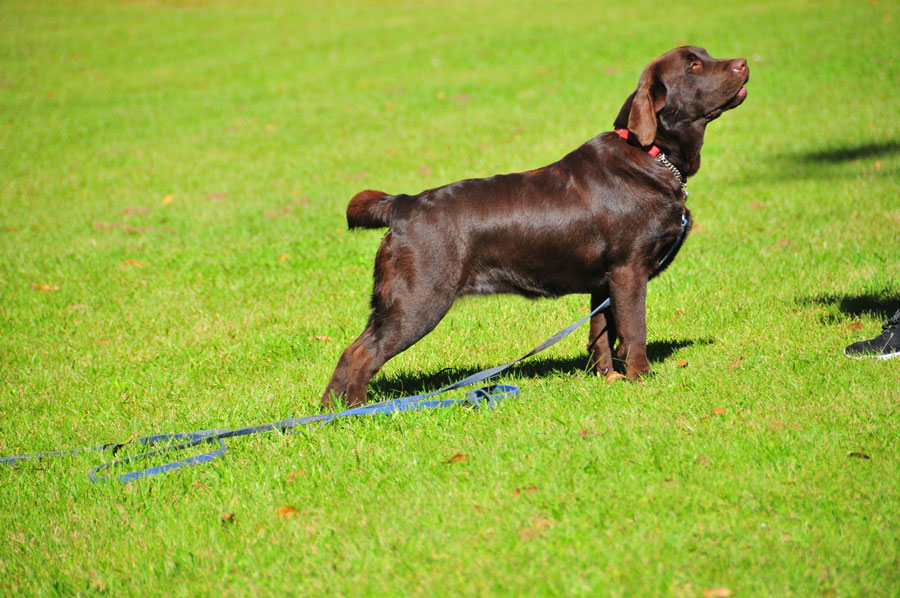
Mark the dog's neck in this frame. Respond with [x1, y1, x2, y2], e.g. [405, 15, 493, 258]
[615, 129, 689, 198]
[652, 121, 705, 178]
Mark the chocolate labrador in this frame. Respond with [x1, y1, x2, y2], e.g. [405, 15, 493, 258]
[323, 46, 749, 407]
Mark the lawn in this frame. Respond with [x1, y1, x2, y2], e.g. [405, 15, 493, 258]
[1, 0, 899, 596]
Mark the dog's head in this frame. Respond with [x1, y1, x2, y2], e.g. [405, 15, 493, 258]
[614, 46, 749, 149]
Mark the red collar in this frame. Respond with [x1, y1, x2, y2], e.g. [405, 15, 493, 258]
[615, 129, 661, 157]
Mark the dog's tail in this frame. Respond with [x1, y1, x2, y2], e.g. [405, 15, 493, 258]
[346, 189, 397, 229]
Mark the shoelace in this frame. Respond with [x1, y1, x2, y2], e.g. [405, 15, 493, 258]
[884, 309, 900, 330]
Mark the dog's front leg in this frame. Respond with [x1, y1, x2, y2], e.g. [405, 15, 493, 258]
[608, 267, 652, 379]
[587, 292, 617, 376]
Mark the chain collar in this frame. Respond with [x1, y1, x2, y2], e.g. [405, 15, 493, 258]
[655, 152, 688, 199]
[614, 129, 688, 199]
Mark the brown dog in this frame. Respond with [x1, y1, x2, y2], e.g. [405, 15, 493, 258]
[323, 46, 749, 407]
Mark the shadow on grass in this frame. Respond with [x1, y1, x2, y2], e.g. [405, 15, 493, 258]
[753, 138, 900, 183]
[369, 337, 706, 398]
[798, 291, 900, 322]
[795, 140, 900, 164]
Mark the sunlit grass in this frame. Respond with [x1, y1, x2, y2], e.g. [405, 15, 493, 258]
[1, 0, 898, 595]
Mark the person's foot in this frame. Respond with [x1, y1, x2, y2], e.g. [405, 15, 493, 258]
[844, 309, 900, 359]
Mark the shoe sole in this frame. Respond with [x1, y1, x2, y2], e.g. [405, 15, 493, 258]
[843, 347, 900, 360]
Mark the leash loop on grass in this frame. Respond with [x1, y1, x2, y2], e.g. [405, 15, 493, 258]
[3, 384, 521, 483]
[89, 382, 532, 482]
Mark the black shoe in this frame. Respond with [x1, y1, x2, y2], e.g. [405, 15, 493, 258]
[844, 309, 900, 359]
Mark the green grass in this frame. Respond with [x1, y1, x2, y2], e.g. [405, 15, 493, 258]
[2, 0, 899, 595]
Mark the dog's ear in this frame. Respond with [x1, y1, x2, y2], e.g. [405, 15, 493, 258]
[625, 67, 667, 146]
[613, 91, 636, 131]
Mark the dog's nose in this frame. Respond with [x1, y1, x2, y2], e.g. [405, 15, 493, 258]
[732, 59, 748, 75]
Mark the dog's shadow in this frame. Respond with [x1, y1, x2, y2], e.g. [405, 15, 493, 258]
[369, 338, 703, 398]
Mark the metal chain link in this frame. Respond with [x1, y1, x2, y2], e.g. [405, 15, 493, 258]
[656, 153, 688, 199]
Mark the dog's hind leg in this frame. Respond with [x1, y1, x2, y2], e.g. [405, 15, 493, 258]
[322, 232, 460, 408]
[321, 298, 456, 408]
[321, 324, 377, 408]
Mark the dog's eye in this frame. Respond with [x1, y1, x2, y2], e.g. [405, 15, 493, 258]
[689, 61, 702, 72]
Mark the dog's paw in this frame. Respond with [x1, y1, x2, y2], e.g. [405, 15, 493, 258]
[320, 389, 343, 411]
